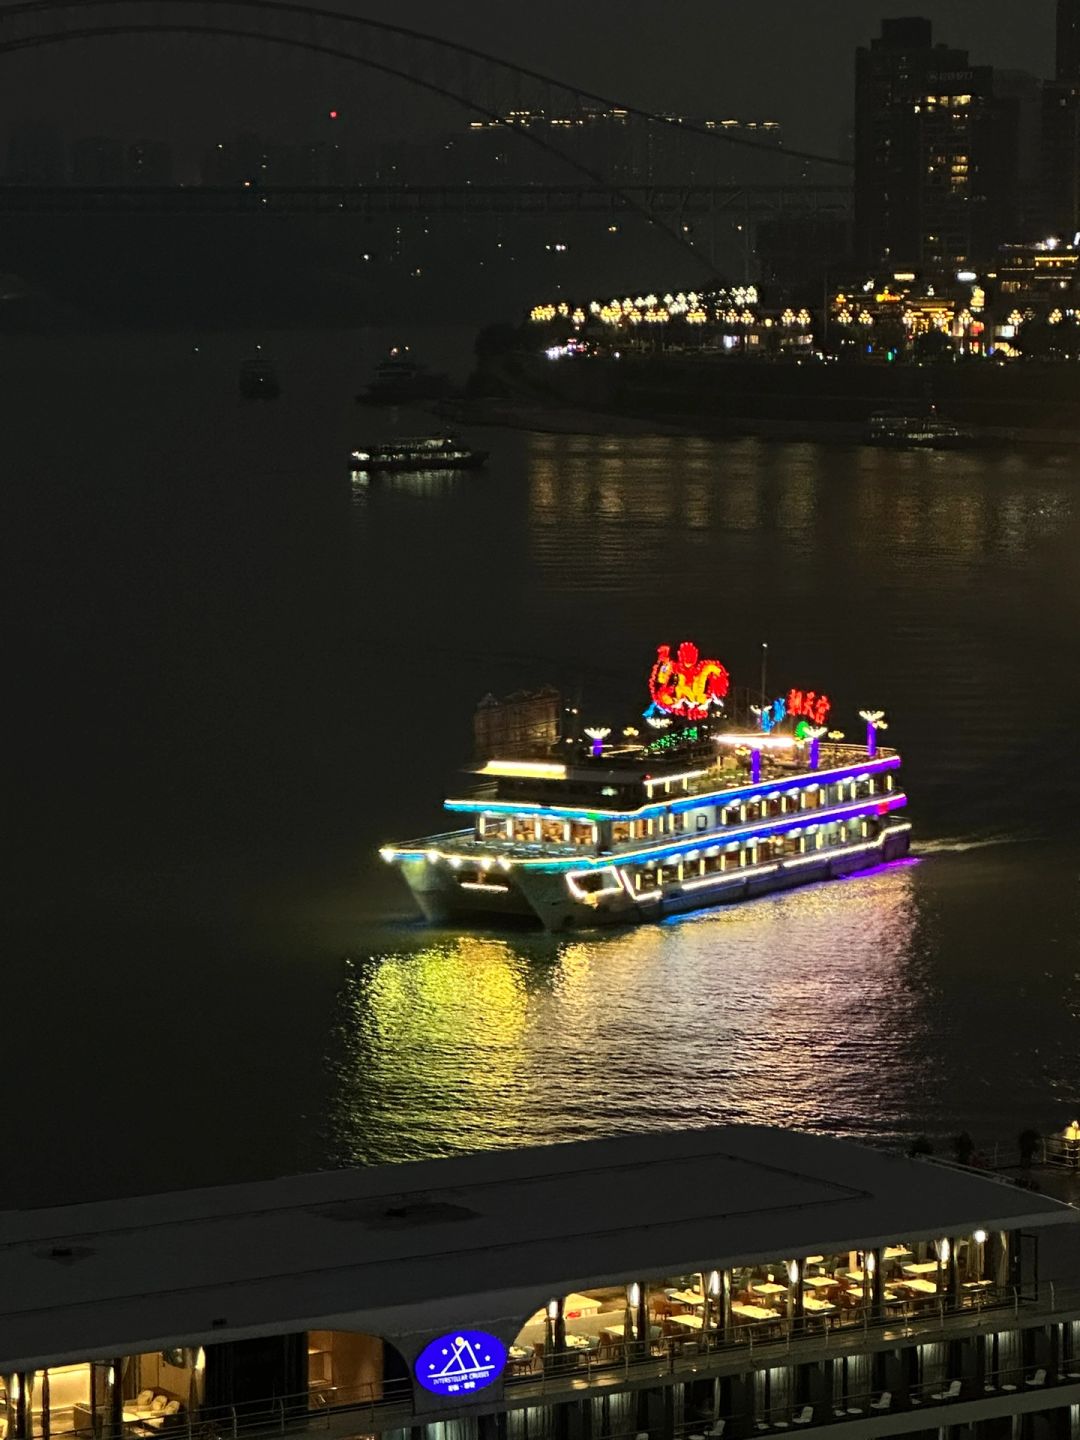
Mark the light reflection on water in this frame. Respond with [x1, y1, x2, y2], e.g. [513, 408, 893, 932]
[325, 427, 1080, 1169]
[325, 861, 929, 1164]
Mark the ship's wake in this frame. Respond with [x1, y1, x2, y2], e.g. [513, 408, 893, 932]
[914, 832, 1032, 855]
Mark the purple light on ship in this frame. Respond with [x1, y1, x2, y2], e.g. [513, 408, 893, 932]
[750, 748, 762, 784]
[860, 710, 886, 760]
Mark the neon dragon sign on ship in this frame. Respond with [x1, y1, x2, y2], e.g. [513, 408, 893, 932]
[647, 641, 730, 721]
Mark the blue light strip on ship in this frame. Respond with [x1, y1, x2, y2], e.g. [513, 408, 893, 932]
[390, 792, 908, 872]
[443, 754, 901, 823]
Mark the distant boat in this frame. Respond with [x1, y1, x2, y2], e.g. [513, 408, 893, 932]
[239, 358, 280, 400]
[358, 347, 450, 404]
[349, 435, 489, 474]
[864, 409, 977, 449]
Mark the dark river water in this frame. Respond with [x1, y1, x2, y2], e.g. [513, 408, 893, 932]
[6, 327, 1080, 1205]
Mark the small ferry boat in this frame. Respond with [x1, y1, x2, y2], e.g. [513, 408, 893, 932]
[349, 435, 489, 474]
[380, 642, 911, 931]
[865, 409, 975, 449]
[238, 358, 280, 400]
[358, 347, 450, 404]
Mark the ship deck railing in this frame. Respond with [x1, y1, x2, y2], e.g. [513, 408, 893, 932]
[456, 743, 899, 809]
[38, 1282, 1080, 1440]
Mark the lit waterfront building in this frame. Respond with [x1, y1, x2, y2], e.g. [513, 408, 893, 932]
[3, 1127, 1079, 1440]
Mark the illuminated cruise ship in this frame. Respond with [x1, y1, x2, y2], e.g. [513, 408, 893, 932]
[380, 642, 911, 931]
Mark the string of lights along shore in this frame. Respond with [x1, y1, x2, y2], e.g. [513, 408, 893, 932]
[520, 2, 1080, 371]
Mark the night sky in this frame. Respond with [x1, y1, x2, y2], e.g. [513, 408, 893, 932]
[0, 0, 1055, 157]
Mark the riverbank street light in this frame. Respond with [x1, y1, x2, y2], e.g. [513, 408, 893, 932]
[859, 710, 887, 757]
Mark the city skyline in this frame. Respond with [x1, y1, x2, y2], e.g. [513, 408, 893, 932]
[0, 0, 1057, 157]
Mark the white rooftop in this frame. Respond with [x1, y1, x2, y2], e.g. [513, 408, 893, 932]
[0, 1125, 1073, 1371]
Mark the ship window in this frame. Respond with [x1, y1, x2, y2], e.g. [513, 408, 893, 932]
[696, 813, 709, 831]
[886, 774, 895, 792]
[612, 822, 630, 844]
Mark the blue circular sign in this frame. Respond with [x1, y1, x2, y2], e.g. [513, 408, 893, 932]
[414, 1330, 507, 1398]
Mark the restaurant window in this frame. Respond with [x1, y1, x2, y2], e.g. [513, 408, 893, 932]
[612, 822, 630, 844]
[8, 1364, 94, 1439]
[541, 818, 565, 844]
[116, 1350, 203, 1431]
[510, 1288, 627, 1373]
[308, 1332, 407, 1408]
[570, 821, 593, 846]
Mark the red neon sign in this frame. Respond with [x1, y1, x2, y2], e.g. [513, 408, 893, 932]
[787, 688, 831, 726]
[649, 642, 730, 721]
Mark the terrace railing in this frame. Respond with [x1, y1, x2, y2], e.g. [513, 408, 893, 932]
[33, 1278, 1080, 1440]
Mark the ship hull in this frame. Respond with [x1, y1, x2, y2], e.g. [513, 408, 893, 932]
[392, 824, 912, 933]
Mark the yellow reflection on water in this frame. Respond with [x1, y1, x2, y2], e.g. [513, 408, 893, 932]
[325, 863, 927, 1165]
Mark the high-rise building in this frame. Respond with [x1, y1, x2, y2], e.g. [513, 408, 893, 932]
[69, 136, 125, 185]
[1043, 2, 1080, 238]
[1041, 83, 1080, 237]
[855, 18, 1022, 268]
[1058, 0, 1080, 81]
[127, 141, 174, 186]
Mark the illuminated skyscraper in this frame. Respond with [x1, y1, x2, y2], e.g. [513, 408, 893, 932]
[1058, 0, 1080, 81]
[855, 18, 1021, 267]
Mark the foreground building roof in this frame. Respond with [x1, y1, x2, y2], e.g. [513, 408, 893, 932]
[0, 1125, 1073, 1370]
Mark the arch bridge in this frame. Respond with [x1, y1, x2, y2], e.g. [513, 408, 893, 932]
[0, 0, 852, 266]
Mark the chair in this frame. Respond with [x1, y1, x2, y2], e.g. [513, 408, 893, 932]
[131, 1393, 153, 1412]
[1027, 1369, 1047, 1387]
[931, 1380, 961, 1401]
[145, 1402, 181, 1432]
[870, 1392, 892, 1411]
[792, 1406, 813, 1425]
[706, 1423, 725, 1437]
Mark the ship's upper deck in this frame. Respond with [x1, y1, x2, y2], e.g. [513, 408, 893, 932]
[445, 740, 901, 822]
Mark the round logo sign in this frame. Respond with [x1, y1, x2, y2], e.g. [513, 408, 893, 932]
[414, 1330, 507, 1398]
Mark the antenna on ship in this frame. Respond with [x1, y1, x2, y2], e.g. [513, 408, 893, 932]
[760, 641, 768, 713]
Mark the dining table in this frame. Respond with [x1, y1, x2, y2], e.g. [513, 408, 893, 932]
[602, 1323, 626, 1339]
[884, 1246, 913, 1260]
[667, 1313, 704, 1330]
[751, 1282, 787, 1297]
[667, 1289, 705, 1307]
[801, 1274, 836, 1289]
[731, 1302, 778, 1322]
[904, 1278, 938, 1295]
[902, 1261, 941, 1277]
[802, 1297, 836, 1315]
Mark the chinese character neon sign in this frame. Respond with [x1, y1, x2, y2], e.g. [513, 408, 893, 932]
[415, 1331, 507, 1398]
[647, 642, 729, 722]
[787, 689, 831, 726]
